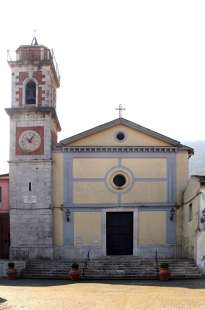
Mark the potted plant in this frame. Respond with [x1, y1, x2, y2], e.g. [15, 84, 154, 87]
[7, 262, 17, 279]
[68, 263, 80, 281]
[159, 262, 171, 281]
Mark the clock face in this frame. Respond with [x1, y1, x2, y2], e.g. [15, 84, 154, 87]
[19, 130, 41, 152]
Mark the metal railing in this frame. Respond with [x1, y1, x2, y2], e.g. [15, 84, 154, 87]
[82, 250, 91, 276]
[155, 248, 159, 279]
[7, 48, 60, 83]
[50, 49, 60, 82]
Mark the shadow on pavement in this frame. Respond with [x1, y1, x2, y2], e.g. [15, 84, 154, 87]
[0, 278, 205, 289]
[0, 279, 71, 287]
[0, 297, 7, 304]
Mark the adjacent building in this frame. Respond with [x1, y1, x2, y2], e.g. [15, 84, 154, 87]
[183, 175, 205, 270]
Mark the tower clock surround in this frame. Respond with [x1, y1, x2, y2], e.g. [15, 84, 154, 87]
[19, 130, 41, 152]
[16, 127, 44, 155]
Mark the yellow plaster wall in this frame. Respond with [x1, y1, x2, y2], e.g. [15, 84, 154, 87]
[176, 153, 189, 204]
[176, 152, 189, 249]
[138, 211, 166, 245]
[74, 212, 102, 245]
[69, 125, 172, 147]
[122, 182, 167, 203]
[73, 158, 118, 178]
[52, 153, 64, 246]
[122, 158, 167, 178]
[73, 182, 117, 204]
[184, 177, 200, 203]
[182, 177, 200, 258]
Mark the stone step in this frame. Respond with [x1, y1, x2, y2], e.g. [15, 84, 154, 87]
[26, 265, 197, 270]
[23, 265, 201, 270]
[22, 274, 203, 280]
[22, 258, 203, 280]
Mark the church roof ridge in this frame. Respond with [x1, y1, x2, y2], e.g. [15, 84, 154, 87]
[0, 173, 9, 179]
[59, 117, 193, 154]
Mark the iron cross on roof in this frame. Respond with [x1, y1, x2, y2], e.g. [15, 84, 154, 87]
[115, 104, 126, 118]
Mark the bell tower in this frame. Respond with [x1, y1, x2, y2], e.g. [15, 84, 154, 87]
[6, 38, 61, 259]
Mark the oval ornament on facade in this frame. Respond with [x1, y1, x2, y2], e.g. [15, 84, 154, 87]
[105, 167, 134, 193]
[114, 131, 127, 142]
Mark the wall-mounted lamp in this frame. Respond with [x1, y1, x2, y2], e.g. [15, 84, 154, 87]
[65, 209, 71, 222]
[170, 207, 175, 221]
[60, 204, 71, 222]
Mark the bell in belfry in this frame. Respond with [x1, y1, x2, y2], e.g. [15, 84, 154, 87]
[26, 80, 36, 105]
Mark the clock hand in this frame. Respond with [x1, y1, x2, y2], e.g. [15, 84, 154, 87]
[27, 135, 34, 143]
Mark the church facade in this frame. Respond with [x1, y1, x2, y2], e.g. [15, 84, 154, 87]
[6, 41, 193, 260]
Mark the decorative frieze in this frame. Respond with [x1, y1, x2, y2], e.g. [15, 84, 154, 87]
[62, 146, 178, 153]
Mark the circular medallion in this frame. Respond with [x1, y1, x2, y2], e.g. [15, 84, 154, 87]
[19, 130, 41, 152]
[105, 167, 134, 193]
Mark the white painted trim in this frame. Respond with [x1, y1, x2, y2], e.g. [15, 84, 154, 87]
[133, 209, 138, 255]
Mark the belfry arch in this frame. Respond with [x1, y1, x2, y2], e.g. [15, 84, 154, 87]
[25, 80, 36, 105]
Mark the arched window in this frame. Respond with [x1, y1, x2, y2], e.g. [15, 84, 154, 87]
[25, 80, 36, 105]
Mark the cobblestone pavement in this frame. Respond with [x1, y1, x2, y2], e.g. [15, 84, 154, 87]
[1, 279, 205, 310]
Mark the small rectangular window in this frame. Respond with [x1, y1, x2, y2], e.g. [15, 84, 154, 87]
[0, 187, 2, 202]
[29, 182, 32, 192]
[188, 203, 192, 222]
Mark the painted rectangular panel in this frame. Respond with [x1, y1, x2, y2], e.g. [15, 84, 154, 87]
[122, 158, 167, 178]
[121, 182, 167, 203]
[70, 125, 172, 147]
[138, 211, 166, 245]
[53, 153, 64, 246]
[73, 158, 118, 178]
[73, 182, 117, 204]
[74, 212, 101, 245]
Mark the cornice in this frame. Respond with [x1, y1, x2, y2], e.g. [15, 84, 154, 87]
[5, 106, 61, 131]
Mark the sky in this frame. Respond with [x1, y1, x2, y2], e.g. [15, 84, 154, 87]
[0, 0, 205, 173]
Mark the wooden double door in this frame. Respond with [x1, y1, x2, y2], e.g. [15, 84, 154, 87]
[106, 212, 133, 255]
[0, 213, 10, 259]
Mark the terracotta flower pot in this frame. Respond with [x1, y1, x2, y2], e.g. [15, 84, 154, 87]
[7, 262, 17, 279]
[159, 263, 171, 281]
[69, 263, 80, 281]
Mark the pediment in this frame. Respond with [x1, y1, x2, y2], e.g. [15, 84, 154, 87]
[59, 118, 191, 150]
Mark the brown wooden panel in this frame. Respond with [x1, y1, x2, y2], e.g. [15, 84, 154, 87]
[0, 213, 10, 259]
[106, 212, 133, 255]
